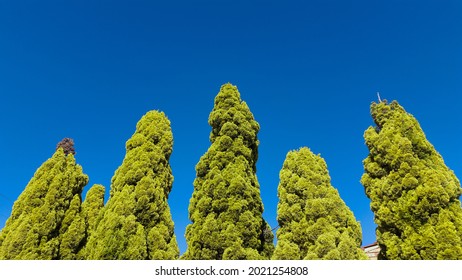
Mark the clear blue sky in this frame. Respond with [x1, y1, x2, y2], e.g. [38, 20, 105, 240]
[0, 0, 461, 254]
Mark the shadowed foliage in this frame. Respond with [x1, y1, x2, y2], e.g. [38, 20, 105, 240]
[273, 147, 367, 260]
[183, 83, 274, 260]
[361, 100, 462, 259]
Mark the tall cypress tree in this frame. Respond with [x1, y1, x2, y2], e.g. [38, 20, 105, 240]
[0, 139, 88, 260]
[183, 83, 273, 260]
[85, 111, 179, 260]
[361, 100, 462, 259]
[273, 147, 366, 260]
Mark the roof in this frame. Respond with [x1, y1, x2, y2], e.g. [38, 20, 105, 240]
[361, 241, 378, 249]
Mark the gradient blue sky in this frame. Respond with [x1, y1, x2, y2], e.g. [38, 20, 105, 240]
[0, 0, 461, 254]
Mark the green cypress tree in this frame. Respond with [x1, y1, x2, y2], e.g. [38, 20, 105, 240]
[183, 83, 274, 260]
[0, 139, 88, 260]
[273, 147, 367, 260]
[76, 184, 105, 259]
[85, 111, 179, 260]
[361, 100, 462, 259]
[81, 184, 105, 235]
[59, 194, 86, 259]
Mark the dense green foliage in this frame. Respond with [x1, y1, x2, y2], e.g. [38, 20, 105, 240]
[183, 83, 274, 260]
[0, 144, 88, 259]
[273, 147, 367, 260]
[85, 111, 179, 259]
[58, 193, 86, 259]
[2, 93, 461, 260]
[76, 184, 105, 259]
[81, 184, 105, 237]
[361, 100, 462, 259]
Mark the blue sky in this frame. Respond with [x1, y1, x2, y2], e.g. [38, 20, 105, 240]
[0, 0, 461, 254]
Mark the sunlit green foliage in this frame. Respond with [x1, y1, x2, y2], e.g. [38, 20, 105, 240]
[85, 111, 179, 260]
[59, 194, 86, 259]
[76, 184, 105, 259]
[361, 100, 462, 259]
[273, 147, 367, 260]
[0, 144, 88, 260]
[183, 83, 274, 260]
[81, 184, 105, 236]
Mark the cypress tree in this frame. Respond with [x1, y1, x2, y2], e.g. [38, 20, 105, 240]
[85, 111, 179, 260]
[361, 100, 462, 259]
[0, 139, 88, 259]
[273, 147, 367, 260]
[76, 184, 105, 259]
[81, 184, 105, 235]
[183, 83, 274, 260]
[59, 194, 86, 259]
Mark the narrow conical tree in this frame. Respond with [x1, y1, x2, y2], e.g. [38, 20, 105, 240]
[183, 83, 274, 260]
[76, 184, 105, 259]
[0, 139, 88, 259]
[85, 111, 179, 260]
[81, 184, 105, 234]
[361, 100, 462, 259]
[273, 147, 367, 260]
[59, 194, 86, 259]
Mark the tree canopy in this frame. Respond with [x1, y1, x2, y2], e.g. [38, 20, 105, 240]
[361, 100, 462, 259]
[273, 147, 367, 260]
[85, 111, 179, 259]
[183, 83, 273, 260]
[0, 140, 88, 259]
[1, 93, 461, 260]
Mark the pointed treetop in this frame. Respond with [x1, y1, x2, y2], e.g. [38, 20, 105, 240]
[56, 138, 76, 155]
[369, 100, 403, 130]
[213, 83, 241, 107]
[208, 83, 260, 149]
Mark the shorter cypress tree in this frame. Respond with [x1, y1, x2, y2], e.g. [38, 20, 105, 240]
[81, 184, 105, 235]
[273, 147, 367, 260]
[85, 111, 179, 260]
[77, 184, 106, 259]
[0, 139, 88, 260]
[59, 194, 86, 259]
